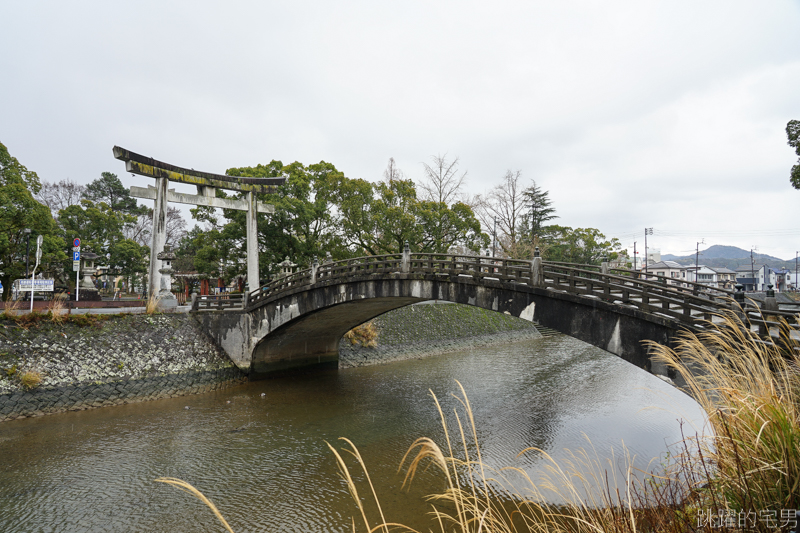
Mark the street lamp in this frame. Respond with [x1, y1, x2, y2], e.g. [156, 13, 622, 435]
[23, 228, 31, 277]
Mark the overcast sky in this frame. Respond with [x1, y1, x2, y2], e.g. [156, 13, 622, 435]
[3, 1, 799, 260]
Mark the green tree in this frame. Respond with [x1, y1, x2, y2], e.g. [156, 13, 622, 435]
[787, 120, 800, 189]
[543, 226, 621, 265]
[519, 180, 558, 240]
[83, 172, 143, 214]
[226, 160, 349, 279]
[58, 200, 131, 259]
[336, 161, 487, 255]
[0, 142, 61, 300]
[108, 238, 148, 281]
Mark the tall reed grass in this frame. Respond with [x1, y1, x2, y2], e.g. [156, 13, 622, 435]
[2, 298, 20, 318]
[145, 293, 161, 314]
[46, 297, 67, 324]
[159, 311, 800, 533]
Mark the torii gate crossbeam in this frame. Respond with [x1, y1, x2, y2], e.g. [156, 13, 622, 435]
[113, 146, 285, 298]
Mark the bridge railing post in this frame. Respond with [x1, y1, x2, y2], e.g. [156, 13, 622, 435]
[311, 256, 319, 285]
[531, 247, 544, 287]
[601, 257, 609, 276]
[401, 241, 410, 273]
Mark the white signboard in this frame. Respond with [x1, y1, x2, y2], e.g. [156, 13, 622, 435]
[73, 260, 81, 272]
[17, 279, 55, 292]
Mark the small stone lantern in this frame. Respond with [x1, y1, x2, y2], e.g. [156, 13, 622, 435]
[80, 252, 99, 290]
[276, 256, 297, 278]
[157, 246, 178, 308]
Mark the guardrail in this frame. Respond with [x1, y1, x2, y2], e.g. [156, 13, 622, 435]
[236, 250, 798, 339]
[246, 252, 536, 308]
[192, 293, 245, 312]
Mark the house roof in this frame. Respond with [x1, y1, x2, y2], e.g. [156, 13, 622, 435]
[735, 264, 764, 272]
[648, 261, 685, 270]
[709, 267, 737, 274]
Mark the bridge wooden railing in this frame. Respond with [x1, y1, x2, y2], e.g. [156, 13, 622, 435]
[246, 252, 537, 308]
[192, 293, 245, 312]
[235, 251, 798, 336]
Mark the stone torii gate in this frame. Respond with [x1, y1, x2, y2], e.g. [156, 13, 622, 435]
[112, 146, 285, 297]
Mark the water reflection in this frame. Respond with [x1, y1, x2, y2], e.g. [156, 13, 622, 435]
[0, 335, 706, 533]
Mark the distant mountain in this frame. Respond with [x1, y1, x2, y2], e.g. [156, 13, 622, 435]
[661, 245, 791, 269]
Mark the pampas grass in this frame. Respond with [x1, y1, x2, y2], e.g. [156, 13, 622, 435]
[646, 309, 800, 516]
[2, 298, 20, 318]
[47, 297, 66, 324]
[145, 293, 161, 314]
[155, 478, 235, 533]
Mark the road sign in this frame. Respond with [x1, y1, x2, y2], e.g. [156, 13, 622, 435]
[72, 246, 80, 252]
[17, 279, 55, 292]
[73, 261, 80, 272]
[73, 251, 80, 261]
[73, 238, 81, 247]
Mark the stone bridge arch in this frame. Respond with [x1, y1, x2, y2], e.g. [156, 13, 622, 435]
[197, 272, 687, 380]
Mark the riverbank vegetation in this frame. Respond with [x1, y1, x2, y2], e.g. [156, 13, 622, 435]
[164, 311, 799, 532]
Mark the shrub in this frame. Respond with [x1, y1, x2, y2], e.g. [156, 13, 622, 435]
[343, 321, 378, 348]
[47, 298, 67, 324]
[19, 370, 43, 390]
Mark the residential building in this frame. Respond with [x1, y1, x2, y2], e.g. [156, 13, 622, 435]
[710, 266, 737, 289]
[646, 260, 687, 285]
[735, 265, 762, 291]
[758, 265, 791, 292]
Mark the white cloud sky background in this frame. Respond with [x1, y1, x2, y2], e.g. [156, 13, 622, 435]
[2, 1, 799, 260]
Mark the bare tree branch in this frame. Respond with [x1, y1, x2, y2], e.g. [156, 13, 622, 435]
[474, 170, 526, 257]
[419, 154, 467, 205]
[36, 179, 86, 217]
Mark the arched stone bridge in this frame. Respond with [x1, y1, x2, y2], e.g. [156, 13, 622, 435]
[192, 250, 773, 380]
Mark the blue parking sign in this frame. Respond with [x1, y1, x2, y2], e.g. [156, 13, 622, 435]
[73, 251, 80, 261]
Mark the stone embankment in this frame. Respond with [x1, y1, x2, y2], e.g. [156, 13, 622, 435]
[338, 302, 542, 368]
[1, 303, 544, 421]
[0, 313, 244, 421]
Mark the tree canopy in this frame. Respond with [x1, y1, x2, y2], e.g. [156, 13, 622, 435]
[0, 142, 62, 299]
[787, 119, 800, 190]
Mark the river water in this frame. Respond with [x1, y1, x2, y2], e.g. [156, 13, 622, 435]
[0, 335, 706, 533]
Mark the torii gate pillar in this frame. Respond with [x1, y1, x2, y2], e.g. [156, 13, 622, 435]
[246, 191, 259, 292]
[149, 176, 168, 297]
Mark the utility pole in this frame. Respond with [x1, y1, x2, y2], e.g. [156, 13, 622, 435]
[644, 228, 653, 277]
[695, 239, 704, 285]
[750, 246, 757, 292]
[795, 251, 798, 291]
[633, 241, 637, 270]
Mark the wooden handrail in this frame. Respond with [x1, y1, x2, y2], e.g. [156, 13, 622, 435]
[238, 254, 796, 343]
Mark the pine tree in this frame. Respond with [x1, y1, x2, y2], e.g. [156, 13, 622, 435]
[519, 181, 557, 242]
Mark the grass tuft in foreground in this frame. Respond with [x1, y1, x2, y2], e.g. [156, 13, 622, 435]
[646, 309, 800, 520]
